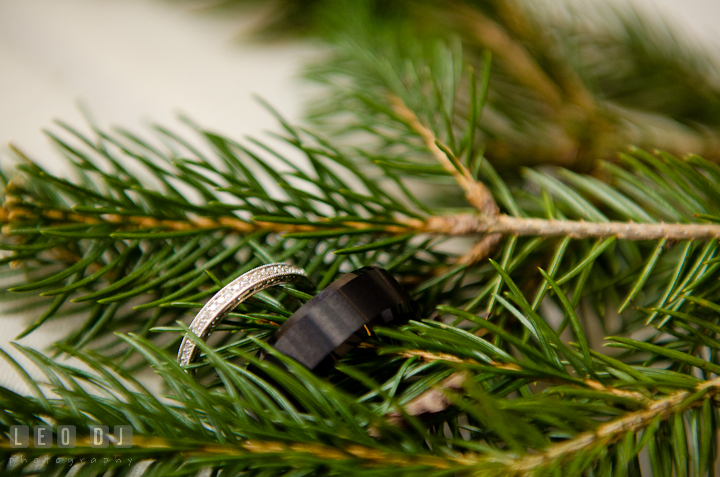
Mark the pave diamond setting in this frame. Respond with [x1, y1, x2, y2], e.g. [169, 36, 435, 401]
[177, 262, 311, 368]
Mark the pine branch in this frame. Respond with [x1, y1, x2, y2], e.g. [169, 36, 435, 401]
[387, 88, 720, 278]
[397, 350, 648, 403]
[299, 0, 720, 169]
[3, 103, 720, 368]
[506, 376, 720, 475]
[424, 214, 720, 241]
[3, 6, 720, 473]
[450, 1, 578, 113]
[4, 295, 720, 475]
[0, 435, 470, 471]
[389, 94, 498, 217]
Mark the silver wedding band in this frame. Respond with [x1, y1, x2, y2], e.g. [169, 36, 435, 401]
[177, 262, 313, 367]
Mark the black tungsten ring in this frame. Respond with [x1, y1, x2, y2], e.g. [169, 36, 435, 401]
[266, 266, 419, 373]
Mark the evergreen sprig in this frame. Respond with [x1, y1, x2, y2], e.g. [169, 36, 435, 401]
[3, 2, 720, 475]
[237, 0, 720, 169]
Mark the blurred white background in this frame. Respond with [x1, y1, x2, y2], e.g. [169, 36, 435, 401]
[0, 0, 719, 394]
[0, 0, 322, 393]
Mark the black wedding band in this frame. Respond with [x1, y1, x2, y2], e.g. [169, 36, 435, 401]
[267, 266, 419, 373]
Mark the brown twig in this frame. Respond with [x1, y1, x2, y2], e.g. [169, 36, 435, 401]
[4, 202, 720, 246]
[388, 96, 499, 218]
[399, 350, 648, 403]
[486, 0, 597, 115]
[389, 92, 720, 269]
[389, 93, 503, 266]
[424, 214, 720, 241]
[445, 2, 563, 111]
[505, 376, 720, 475]
[433, 1, 720, 171]
[4, 100, 720, 268]
[0, 202, 412, 236]
[0, 435, 476, 470]
[391, 350, 720, 474]
[456, 233, 502, 266]
[4, 370, 715, 474]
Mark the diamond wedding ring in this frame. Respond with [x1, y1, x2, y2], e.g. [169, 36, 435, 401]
[177, 262, 313, 367]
